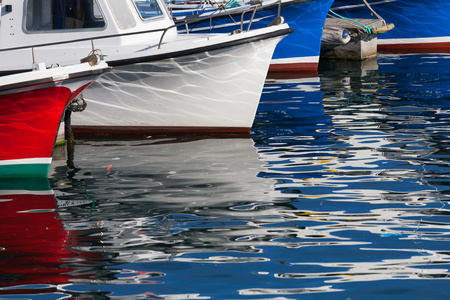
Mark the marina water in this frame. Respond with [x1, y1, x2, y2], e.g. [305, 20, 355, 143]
[2, 54, 450, 299]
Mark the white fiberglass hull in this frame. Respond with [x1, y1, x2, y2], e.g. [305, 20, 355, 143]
[72, 28, 288, 135]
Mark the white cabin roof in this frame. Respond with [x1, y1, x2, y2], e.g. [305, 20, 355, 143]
[0, 0, 176, 49]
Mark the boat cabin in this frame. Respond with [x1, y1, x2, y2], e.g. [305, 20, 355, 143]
[0, 0, 177, 71]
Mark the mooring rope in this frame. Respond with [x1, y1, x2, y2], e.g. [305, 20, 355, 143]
[362, 0, 387, 26]
[328, 9, 373, 34]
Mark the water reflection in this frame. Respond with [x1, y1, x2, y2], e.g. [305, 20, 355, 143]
[251, 54, 450, 297]
[0, 178, 107, 298]
[2, 54, 450, 299]
[319, 55, 450, 204]
[51, 138, 303, 299]
[57, 138, 282, 255]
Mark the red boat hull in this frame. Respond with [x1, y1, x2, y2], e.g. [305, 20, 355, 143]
[0, 83, 88, 177]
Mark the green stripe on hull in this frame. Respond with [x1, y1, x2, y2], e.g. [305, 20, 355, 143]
[0, 163, 51, 179]
[0, 177, 51, 191]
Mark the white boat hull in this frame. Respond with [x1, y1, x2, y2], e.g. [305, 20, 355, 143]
[72, 32, 285, 135]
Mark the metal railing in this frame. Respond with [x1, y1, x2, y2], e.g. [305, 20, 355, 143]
[161, 4, 260, 48]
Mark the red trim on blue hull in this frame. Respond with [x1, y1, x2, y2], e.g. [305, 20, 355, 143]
[378, 41, 450, 54]
[268, 62, 319, 72]
[267, 70, 319, 80]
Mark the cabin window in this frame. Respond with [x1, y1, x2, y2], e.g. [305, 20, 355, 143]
[25, 0, 106, 31]
[107, 0, 137, 30]
[133, 0, 163, 20]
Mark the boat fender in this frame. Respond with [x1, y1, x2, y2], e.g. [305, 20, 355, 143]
[321, 27, 351, 46]
[371, 23, 395, 34]
[268, 16, 285, 27]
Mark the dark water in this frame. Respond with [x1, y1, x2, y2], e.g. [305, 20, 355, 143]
[2, 54, 450, 299]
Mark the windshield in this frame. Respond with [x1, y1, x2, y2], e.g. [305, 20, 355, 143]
[25, 0, 105, 31]
[133, 0, 164, 20]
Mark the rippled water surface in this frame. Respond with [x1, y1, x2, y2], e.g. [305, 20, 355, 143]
[3, 54, 450, 299]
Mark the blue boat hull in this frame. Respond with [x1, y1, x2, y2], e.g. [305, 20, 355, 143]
[331, 0, 450, 53]
[174, 0, 334, 71]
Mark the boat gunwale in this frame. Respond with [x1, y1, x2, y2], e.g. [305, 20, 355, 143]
[107, 26, 293, 66]
[0, 65, 111, 93]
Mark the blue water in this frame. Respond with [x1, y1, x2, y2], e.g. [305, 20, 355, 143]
[2, 54, 450, 299]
